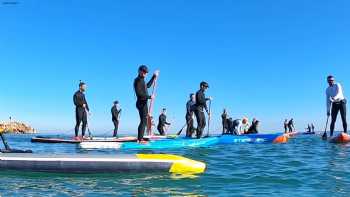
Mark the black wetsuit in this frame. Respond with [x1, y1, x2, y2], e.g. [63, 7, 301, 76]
[186, 100, 195, 137]
[247, 122, 258, 134]
[284, 121, 288, 133]
[111, 106, 121, 137]
[134, 74, 156, 141]
[221, 113, 228, 134]
[157, 114, 170, 136]
[73, 90, 89, 137]
[288, 120, 294, 132]
[330, 99, 347, 136]
[194, 89, 209, 138]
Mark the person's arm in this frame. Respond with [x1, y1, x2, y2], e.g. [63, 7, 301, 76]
[333, 84, 343, 101]
[84, 95, 90, 111]
[118, 109, 122, 120]
[146, 75, 156, 88]
[134, 78, 151, 100]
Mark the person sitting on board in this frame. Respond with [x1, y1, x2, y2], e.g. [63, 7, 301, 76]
[326, 75, 347, 137]
[194, 81, 212, 139]
[284, 119, 288, 134]
[306, 124, 311, 133]
[111, 100, 122, 137]
[157, 108, 171, 136]
[246, 119, 259, 134]
[288, 118, 295, 133]
[240, 117, 250, 134]
[311, 123, 315, 132]
[134, 65, 159, 143]
[73, 81, 90, 140]
[186, 93, 196, 137]
[221, 109, 228, 134]
[228, 119, 242, 135]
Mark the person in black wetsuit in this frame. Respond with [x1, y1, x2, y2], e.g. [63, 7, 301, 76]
[284, 119, 288, 134]
[73, 81, 90, 139]
[186, 93, 196, 137]
[221, 109, 228, 134]
[194, 81, 211, 139]
[288, 118, 295, 133]
[247, 119, 259, 134]
[111, 101, 121, 137]
[311, 123, 315, 132]
[157, 108, 171, 136]
[133, 65, 159, 143]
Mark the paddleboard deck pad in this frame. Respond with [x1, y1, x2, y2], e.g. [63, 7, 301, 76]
[0, 153, 206, 174]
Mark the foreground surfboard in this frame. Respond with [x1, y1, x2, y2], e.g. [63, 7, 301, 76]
[31, 136, 138, 144]
[0, 153, 206, 174]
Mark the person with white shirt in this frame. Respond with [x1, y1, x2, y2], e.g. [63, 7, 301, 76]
[326, 75, 347, 136]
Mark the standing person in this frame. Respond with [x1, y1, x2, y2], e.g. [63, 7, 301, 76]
[221, 109, 228, 134]
[157, 108, 171, 136]
[111, 101, 121, 137]
[326, 75, 347, 136]
[194, 81, 211, 139]
[284, 119, 288, 134]
[73, 81, 90, 140]
[185, 93, 196, 137]
[288, 118, 295, 133]
[134, 65, 159, 143]
[311, 123, 315, 132]
[306, 124, 311, 133]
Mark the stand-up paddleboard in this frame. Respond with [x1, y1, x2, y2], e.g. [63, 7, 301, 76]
[0, 153, 206, 174]
[219, 133, 288, 144]
[285, 131, 316, 138]
[31, 136, 138, 144]
[80, 137, 219, 150]
[329, 133, 350, 144]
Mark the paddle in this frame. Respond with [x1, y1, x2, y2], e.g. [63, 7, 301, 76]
[147, 74, 159, 136]
[176, 123, 188, 136]
[322, 103, 332, 140]
[322, 116, 330, 140]
[205, 99, 212, 137]
[0, 133, 32, 153]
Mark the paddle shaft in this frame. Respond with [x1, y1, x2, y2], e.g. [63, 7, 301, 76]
[322, 103, 332, 139]
[206, 100, 212, 137]
[0, 133, 11, 150]
[147, 75, 158, 136]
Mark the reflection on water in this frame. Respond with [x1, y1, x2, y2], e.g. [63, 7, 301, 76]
[1, 134, 350, 196]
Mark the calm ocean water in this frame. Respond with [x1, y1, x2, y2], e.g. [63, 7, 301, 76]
[0, 134, 350, 196]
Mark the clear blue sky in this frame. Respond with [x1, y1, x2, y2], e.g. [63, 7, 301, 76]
[0, 0, 349, 134]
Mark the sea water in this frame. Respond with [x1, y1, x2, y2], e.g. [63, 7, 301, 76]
[0, 134, 349, 196]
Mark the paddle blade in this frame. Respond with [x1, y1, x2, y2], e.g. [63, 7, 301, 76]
[322, 132, 328, 140]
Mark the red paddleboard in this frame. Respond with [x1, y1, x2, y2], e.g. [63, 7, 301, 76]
[329, 133, 350, 144]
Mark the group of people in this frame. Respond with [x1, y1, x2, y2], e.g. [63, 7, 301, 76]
[306, 123, 315, 133]
[72, 68, 348, 142]
[221, 110, 260, 135]
[283, 119, 295, 133]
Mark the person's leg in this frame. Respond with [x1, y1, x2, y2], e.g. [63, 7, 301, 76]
[137, 103, 144, 141]
[113, 120, 118, 137]
[330, 103, 340, 136]
[197, 111, 206, 138]
[186, 115, 191, 137]
[340, 101, 347, 133]
[195, 110, 202, 138]
[82, 110, 88, 137]
[75, 109, 81, 137]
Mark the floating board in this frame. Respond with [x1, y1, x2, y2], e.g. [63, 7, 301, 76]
[329, 133, 350, 144]
[219, 133, 288, 144]
[31, 136, 138, 144]
[80, 137, 219, 150]
[0, 153, 206, 174]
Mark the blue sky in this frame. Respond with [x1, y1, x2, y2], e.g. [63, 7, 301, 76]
[0, 0, 349, 134]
